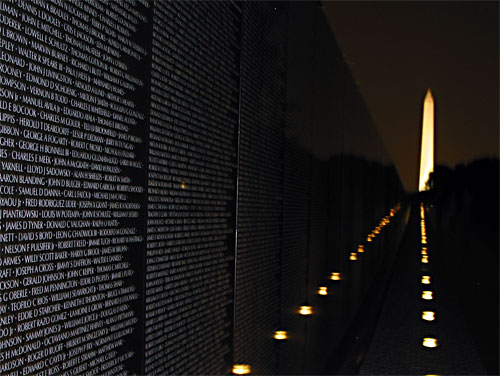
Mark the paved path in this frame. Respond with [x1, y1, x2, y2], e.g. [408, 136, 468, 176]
[359, 202, 486, 375]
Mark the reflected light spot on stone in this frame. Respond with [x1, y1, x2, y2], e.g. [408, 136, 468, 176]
[232, 365, 251, 375]
[317, 286, 328, 296]
[422, 311, 435, 321]
[273, 331, 288, 340]
[330, 272, 341, 281]
[422, 291, 433, 300]
[180, 181, 187, 189]
[299, 306, 313, 315]
[422, 338, 438, 348]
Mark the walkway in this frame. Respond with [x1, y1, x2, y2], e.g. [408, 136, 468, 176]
[359, 202, 486, 375]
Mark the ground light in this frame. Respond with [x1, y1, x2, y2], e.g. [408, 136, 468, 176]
[422, 311, 435, 321]
[317, 286, 328, 296]
[299, 306, 313, 315]
[232, 364, 251, 374]
[273, 331, 288, 340]
[330, 272, 342, 281]
[422, 291, 433, 300]
[422, 338, 438, 348]
[421, 276, 431, 284]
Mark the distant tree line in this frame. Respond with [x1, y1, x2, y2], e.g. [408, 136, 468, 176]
[428, 157, 499, 227]
[426, 158, 499, 375]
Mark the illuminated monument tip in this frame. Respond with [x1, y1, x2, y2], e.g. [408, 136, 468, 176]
[425, 88, 433, 101]
[418, 88, 435, 191]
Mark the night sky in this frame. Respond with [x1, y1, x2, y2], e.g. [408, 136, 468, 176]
[322, 1, 499, 191]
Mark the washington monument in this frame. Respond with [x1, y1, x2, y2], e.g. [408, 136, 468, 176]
[419, 88, 434, 191]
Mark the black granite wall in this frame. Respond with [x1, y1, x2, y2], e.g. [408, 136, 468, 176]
[0, 1, 403, 375]
[233, 2, 286, 374]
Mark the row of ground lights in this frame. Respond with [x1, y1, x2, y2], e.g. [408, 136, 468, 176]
[232, 203, 402, 375]
[351, 203, 402, 261]
[420, 203, 438, 350]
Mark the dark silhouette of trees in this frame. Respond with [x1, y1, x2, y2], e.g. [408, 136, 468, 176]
[427, 157, 499, 375]
[429, 157, 499, 227]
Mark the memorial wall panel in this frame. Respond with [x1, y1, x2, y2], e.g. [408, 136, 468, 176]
[0, 0, 151, 375]
[233, 3, 287, 374]
[0, 1, 405, 375]
[279, 4, 405, 373]
[144, 1, 240, 375]
[279, 3, 315, 373]
[303, 12, 342, 372]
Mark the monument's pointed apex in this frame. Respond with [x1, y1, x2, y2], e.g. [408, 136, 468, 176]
[425, 88, 433, 101]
